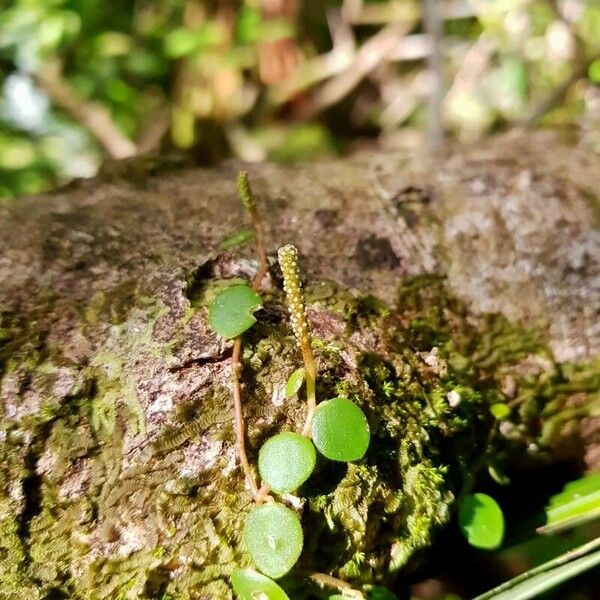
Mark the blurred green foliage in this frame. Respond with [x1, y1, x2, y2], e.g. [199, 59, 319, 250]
[0, 0, 598, 198]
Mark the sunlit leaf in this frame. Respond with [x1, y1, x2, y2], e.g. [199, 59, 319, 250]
[243, 502, 303, 579]
[231, 568, 290, 600]
[285, 367, 305, 398]
[258, 432, 316, 494]
[311, 398, 370, 462]
[458, 493, 504, 550]
[208, 284, 262, 339]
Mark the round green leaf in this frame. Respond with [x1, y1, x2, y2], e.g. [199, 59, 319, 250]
[231, 568, 290, 600]
[243, 502, 303, 579]
[458, 492, 505, 550]
[208, 284, 262, 339]
[285, 367, 305, 398]
[311, 398, 370, 462]
[258, 432, 316, 494]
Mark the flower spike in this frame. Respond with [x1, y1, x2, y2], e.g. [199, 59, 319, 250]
[278, 244, 317, 435]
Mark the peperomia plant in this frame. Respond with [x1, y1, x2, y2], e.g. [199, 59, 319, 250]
[458, 492, 505, 550]
[208, 173, 375, 598]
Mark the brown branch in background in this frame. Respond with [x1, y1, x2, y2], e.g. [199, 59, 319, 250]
[424, 0, 445, 152]
[345, 0, 475, 25]
[300, 20, 416, 118]
[521, 54, 599, 127]
[444, 35, 495, 101]
[36, 61, 137, 160]
[268, 9, 356, 105]
[136, 105, 171, 154]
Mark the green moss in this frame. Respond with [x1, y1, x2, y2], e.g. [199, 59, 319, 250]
[0, 275, 598, 597]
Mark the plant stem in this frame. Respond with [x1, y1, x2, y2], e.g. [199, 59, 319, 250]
[232, 336, 259, 497]
[302, 571, 364, 598]
[238, 170, 270, 292]
[278, 244, 318, 436]
[301, 347, 317, 436]
[250, 204, 269, 292]
[254, 483, 273, 504]
[232, 171, 272, 502]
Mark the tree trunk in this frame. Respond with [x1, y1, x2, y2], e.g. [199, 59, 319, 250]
[0, 131, 598, 599]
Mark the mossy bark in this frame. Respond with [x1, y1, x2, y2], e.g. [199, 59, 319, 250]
[0, 132, 598, 599]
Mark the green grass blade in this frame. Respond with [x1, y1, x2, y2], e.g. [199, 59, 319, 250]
[537, 472, 600, 534]
[473, 537, 600, 600]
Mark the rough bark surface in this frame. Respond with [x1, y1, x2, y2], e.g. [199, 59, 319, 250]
[0, 131, 599, 599]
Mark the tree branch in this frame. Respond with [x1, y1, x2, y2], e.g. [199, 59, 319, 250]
[36, 61, 137, 160]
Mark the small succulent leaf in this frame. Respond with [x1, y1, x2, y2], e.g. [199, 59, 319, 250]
[219, 229, 255, 250]
[258, 432, 316, 494]
[311, 397, 370, 462]
[458, 493, 505, 550]
[208, 284, 262, 339]
[285, 367, 305, 398]
[231, 568, 290, 600]
[243, 502, 303, 579]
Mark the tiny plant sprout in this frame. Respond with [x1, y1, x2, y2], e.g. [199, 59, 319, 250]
[258, 432, 316, 494]
[311, 398, 370, 462]
[458, 492, 505, 550]
[231, 568, 290, 600]
[219, 229, 255, 250]
[285, 367, 305, 398]
[208, 284, 262, 339]
[243, 502, 304, 578]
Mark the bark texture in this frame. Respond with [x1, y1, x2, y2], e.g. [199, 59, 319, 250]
[0, 131, 599, 599]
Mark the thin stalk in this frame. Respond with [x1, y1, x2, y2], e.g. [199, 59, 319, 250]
[249, 204, 269, 291]
[233, 171, 271, 502]
[302, 571, 363, 598]
[231, 336, 259, 497]
[238, 170, 270, 291]
[301, 348, 317, 436]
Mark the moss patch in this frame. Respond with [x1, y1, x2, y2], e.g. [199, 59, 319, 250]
[0, 275, 598, 598]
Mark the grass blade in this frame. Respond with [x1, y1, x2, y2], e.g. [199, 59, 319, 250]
[473, 537, 600, 600]
[537, 472, 600, 534]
